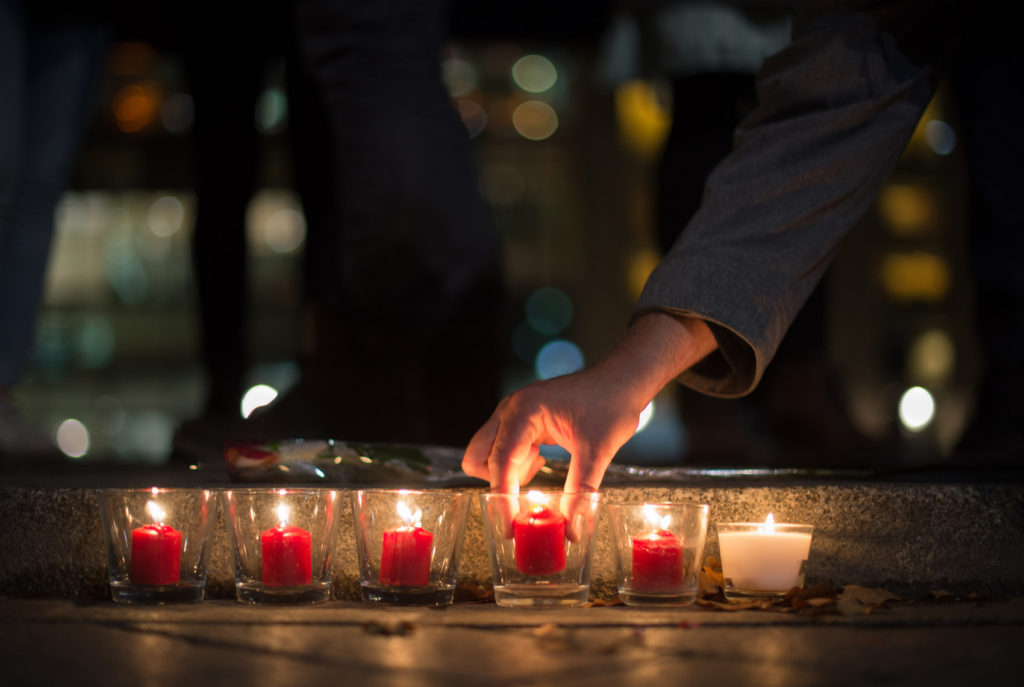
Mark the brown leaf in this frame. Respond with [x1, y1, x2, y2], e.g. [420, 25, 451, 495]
[930, 589, 953, 600]
[836, 585, 900, 616]
[699, 567, 724, 596]
[697, 598, 773, 612]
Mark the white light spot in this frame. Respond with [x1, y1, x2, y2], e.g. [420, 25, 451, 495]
[899, 386, 936, 432]
[147, 195, 185, 237]
[925, 120, 956, 156]
[241, 384, 279, 419]
[635, 400, 655, 433]
[55, 419, 89, 459]
[263, 208, 306, 253]
[512, 55, 558, 93]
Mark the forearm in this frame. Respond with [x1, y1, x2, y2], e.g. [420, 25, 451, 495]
[589, 311, 717, 416]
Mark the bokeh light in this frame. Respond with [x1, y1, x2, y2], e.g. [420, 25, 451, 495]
[55, 419, 89, 459]
[925, 120, 956, 156]
[898, 386, 936, 432]
[147, 196, 185, 237]
[113, 82, 160, 133]
[614, 80, 671, 159]
[511, 54, 558, 93]
[442, 57, 479, 97]
[454, 98, 488, 138]
[525, 287, 573, 335]
[878, 183, 936, 237]
[512, 100, 558, 141]
[241, 384, 279, 419]
[880, 252, 951, 303]
[908, 329, 955, 384]
[263, 208, 306, 253]
[535, 340, 584, 380]
[256, 87, 288, 134]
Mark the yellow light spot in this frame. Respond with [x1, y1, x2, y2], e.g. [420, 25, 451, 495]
[113, 82, 161, 133]
[614, 80, 671, 159]
[512, 100, 558, 141]
[879, 252, 951, 303]
[878, 184, 936, 237]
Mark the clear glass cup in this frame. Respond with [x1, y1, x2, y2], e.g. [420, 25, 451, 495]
[99, 488, 218, 604]
[479, 490, 602, 607]
[605, 501, 709, 606]
[351, 489, 472, 606]
[223, 488, 341, 604]
[716, 521, 814, 598]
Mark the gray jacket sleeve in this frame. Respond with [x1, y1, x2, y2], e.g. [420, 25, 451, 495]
[634, 0, 968, 397]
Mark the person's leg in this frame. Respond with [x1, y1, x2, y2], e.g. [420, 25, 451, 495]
[180, 4, 285, 420]
[293, 0, 503, 445]
[0, 12, 107, 454]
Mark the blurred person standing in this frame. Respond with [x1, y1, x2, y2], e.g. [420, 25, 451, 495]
[0, 0, 108, 458]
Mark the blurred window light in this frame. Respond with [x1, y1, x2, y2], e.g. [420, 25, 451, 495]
[116, 411, 175, 464]
[264, 208, 306, 253]
[512, 54, 558, 93]
[512, 100, 559, 141]
[105, 241, 151, 305]
[880, 252, 951, 303]
[479, 163, 526, 206]
[525, 287, 573, 335]
[898, 386, 936, 432]
[924, 120, 956, 156]
[147, 195, 185, 237]
[160, 93, 194, 134]
[55, 418, 89, 458]
[241, 384, 279, 418]
[442, 57, 479, 97]
[908, 328, 955, 385]
[614, 80, 671, 159]
[635, 400, 655, 434]
[535, 339, 584, 380]
[113, 82, 160, 133]
[878, 183, 936, 237]
[454, 98, 488, 138]
[74, 315, 116, 369]
[93, 395, 126, 437]
[256, 87, 288, 134]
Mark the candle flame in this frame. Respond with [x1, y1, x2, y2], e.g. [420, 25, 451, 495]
[276, 502, 290, 527]
[396, 500, 422, 528]
[526, 490, 547, 505]
[642, 504, 671, 530]
[146, 500, 166, 524]
[762, 512, 776, 534]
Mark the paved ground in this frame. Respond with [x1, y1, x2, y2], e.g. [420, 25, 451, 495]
[2, 597, 1021, 686]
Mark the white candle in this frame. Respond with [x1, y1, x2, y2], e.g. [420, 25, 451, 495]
[717, 514, 813, 593]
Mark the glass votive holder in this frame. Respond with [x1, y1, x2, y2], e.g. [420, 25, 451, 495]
[223, 488, 341, 604]
[605, 501, 709, 606]
[99, 488, 218, 604]
[351, 489, 472, 606]
[479, 490, 603, 607]
[716, 516, 814, 599]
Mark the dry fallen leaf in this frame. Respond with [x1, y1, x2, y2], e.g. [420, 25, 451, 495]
[836, 585, 900, 616]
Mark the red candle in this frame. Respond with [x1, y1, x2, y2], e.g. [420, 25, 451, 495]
[131, 524, 182, 585]
[380, 526, 433, 586]
[261, 523, 312, 586]
[631, 529, 684, 592]
[513, 503, 566, 575]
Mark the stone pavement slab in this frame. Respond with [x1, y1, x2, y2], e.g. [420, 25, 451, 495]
[1, 598, 1022, 687]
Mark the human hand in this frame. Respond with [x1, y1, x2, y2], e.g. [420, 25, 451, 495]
[461, 312, 717, 537]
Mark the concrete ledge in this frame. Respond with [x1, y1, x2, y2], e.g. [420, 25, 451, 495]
[2, 473, 1022, 600]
